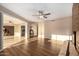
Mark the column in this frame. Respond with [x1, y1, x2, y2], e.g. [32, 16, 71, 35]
[38, 22, 45, 47]
[24, 22, 29, 46]
[0, 13, 3, 50]
[14, 25, 21, 39]
[25, 23, 29, 39]
[38, 22, 45, 38]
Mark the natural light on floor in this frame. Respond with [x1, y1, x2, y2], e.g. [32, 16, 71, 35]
[51, 34, 72, 41]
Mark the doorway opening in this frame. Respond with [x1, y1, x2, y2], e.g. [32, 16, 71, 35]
[29, 23, 38, 38]
[21, 26, 25, 37]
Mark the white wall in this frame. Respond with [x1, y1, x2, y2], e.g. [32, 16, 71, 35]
[44, 17, 72, 41]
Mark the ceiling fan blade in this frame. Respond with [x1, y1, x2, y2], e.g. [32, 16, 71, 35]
[44, 13, 51, 15]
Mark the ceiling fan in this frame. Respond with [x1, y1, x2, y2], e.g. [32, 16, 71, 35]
[32, 10, 51, 19]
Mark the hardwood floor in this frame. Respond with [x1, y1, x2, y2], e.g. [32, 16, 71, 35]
[0, 37, 63, 56]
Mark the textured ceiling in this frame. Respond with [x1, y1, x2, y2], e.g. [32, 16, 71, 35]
[0, 3, 73, 22]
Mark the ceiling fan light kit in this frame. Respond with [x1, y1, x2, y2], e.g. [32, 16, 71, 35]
[33, 10, 51, 19]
